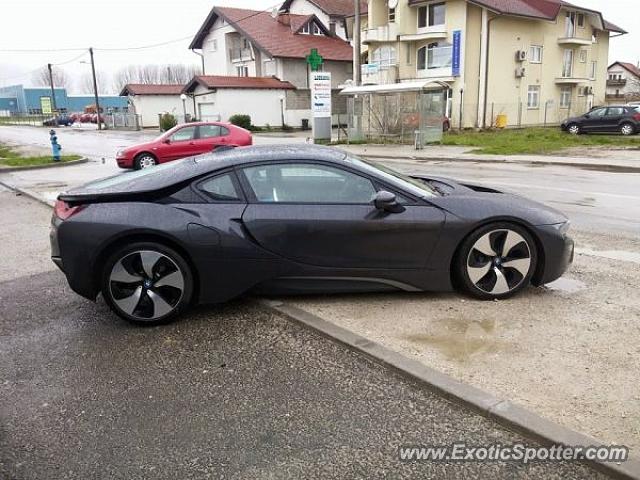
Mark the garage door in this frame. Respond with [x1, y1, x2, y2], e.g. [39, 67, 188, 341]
[198, 103, 220, 122]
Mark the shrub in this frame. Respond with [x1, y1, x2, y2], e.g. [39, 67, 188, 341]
[159, 113, 177, 131]
[229, 114, 252, 130]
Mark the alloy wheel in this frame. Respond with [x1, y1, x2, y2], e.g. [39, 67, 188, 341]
[621, 124, 634, 136]
[568, 124, 580, 135]
[138, 155, 156, 169]
[466, 229, 532, 295]
[108, 250, 185, 321]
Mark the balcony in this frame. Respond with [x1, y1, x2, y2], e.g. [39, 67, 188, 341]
[606, 78, 627, 87]
[229, 48, 253, 63]
[361, 64, 398, 85]
[555, 77, 590, 85]
[417, 45, 453, 79]
[399, 25, 448, 42]
[362, 24, 398, 44]
[557, 36, 592, 46]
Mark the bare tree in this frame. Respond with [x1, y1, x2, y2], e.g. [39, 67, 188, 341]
[113, 64, 200, 92]
[77, 71, 111, 94]
[32, 66, 71, 89]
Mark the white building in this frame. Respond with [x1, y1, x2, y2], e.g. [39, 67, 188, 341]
[280, 0, 368, 42]
[119, 84, 194, 128]
[182, 75, 296, 126]
[606, 62, 640, 104]
[188, 5, 354, 127]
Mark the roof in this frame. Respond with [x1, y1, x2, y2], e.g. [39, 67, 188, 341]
[608, 62, 640, 79]
[182, 75, 296, 93]
[280, 0, 368, 17]
[189, 7, 353, 61]
[119, 84, 185, 96]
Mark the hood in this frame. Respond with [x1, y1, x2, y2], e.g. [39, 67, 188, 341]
[412, 174, 568, 226]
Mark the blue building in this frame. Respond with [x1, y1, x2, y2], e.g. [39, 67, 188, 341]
[0, 84, 127, 114]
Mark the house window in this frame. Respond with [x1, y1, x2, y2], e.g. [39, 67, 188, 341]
[242, 38, 250, 49]
[579, 50, 587, 63]
[560, 86, 572, 108]
[371, 45, 396, 67]
[590, 61, 597, 80]
[312, 23, 322, 35]
[527, 85, 540, 109]
[565, 11, 576, 37]
[389, 7, 396, 23]
[417, 42, 452, 70]
[329, 22, 336, 35]
[236, 65, 249, 77]
[418, 6, 428, 28]
[577, 13, 585, 28]
[562, 49, 573, 77]
[428, 2, 446, 26]
[529, 45, 543, 64]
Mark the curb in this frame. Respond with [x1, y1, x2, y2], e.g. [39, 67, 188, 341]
[355, 153, 640, 174]
[260, 299, 640, 480]
[0, 157, 89, 173]
[0, 180, 55, 207]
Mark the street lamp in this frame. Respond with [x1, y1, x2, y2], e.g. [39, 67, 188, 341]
[180, 93, 188, 122]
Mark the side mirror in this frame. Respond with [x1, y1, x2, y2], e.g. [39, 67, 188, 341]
[163, 137, 171, 144]
[373, 190, 404, 213]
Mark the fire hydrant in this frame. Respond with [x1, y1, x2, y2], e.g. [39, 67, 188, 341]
[50, 129, 62, 162]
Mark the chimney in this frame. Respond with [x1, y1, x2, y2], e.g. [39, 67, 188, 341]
[277, 12, 291, 26]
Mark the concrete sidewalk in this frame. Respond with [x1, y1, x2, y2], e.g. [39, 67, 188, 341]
[341, 144, 640, 172]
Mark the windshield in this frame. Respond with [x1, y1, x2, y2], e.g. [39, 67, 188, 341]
[343, 154, 438, 198]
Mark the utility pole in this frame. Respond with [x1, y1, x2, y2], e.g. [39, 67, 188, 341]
[89, 47, 103, 130]
[47, 63, 58, 127]
[353, 0, 361, 85]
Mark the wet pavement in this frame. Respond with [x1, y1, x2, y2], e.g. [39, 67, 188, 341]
[0, 193, 610, 479]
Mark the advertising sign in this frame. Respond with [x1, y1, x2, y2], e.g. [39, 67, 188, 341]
[452, 30, 462, 77]
[40, 96, 53, 114]
[310, 71, 332, 118]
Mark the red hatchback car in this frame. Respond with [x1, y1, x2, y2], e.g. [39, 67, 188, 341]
[116, 122, 253, 169]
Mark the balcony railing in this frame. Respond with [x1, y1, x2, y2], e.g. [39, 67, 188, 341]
[362, 24, 398, 43]
[361, 63, 398, 85]
[606, 79, 627, 86]
[229, 48, 252, 62]
[417, 45, 453, 78]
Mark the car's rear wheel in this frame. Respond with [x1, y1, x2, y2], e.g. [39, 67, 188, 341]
[134, 153, 157, 170]
[620, 122, 635, 136]
[567, 123, 581, 135]
[101, 242, 193, 325]
[455, 222, 538, 300]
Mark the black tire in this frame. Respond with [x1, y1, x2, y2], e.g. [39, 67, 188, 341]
[620, 122, 635, 136]
[566, 123, 581, 135]
[134, 153, 157, 170]
[454, 222, 538, 300]
[101, 242, 194, 325]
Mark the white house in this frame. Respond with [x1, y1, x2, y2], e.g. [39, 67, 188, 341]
[606, 62, 640, 104]
[188, 5, 354, 127]
[182, 75, 296, 126]
[280, 0, 367, 42]
[119, 84, 194, 128]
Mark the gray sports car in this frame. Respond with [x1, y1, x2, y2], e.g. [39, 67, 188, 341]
[51, 145, 574, 325]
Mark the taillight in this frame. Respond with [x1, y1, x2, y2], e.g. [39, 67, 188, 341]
[54, 199, 85, 220]
[633, 113, 640, 121]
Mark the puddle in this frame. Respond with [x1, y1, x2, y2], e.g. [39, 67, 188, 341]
[405, 317, 506, 363]
[576, 248, 640, 265]
[543, 277, 587, 294]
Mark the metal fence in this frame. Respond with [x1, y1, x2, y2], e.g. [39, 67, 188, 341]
[105, 113, 141, 131]
[0, 114, 51, 127]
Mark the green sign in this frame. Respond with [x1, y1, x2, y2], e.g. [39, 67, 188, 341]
[306, 48, 324, 72]
[40, 96, 53, 114]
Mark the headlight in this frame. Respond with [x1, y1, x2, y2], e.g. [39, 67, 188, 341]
[551, 221, 571, 235]
[116, 149, 124, 157]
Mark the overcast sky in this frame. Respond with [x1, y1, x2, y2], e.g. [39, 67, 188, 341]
[0, 0, 637, 93]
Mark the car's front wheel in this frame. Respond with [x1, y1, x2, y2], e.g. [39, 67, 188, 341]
[455, 223, 538, 300]
[101, 242, 194, 325]
[134, 153, 157, 170]
[566, 123, 581, 135]
[620, 122, 635, 136]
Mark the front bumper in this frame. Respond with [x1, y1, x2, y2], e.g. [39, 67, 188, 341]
[116, 156, 133, 168]
[533, 224, 574, 285]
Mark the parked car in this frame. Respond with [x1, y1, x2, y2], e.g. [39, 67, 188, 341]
[561, 105, 640, 135]
[116, 121, 253, 170]
[43, 115, 74, 127]
[52, 144, 573, 325]
[79, 113, 93, 123]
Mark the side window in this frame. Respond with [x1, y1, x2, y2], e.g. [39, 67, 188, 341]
[606, 107, 624, 116]
[199, 173, 242, 202]
[199, 125, 222, 139]
[242, 163, 376, 204]
[170, 126, 196, 142]
[589, 107, 607, 117]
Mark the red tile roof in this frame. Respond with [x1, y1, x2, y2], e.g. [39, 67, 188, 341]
[281, 0, 368, 17]
[119, 84, 185, 96]
[610, 62, 640, 79]
[183, 75, 296, 93]
[189, 7, 353, 62]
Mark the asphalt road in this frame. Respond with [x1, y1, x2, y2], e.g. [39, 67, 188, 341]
[0, 190, 606, 478]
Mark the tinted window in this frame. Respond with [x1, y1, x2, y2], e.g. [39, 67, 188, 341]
[589, 107, 607, 117]
[199, 125, 230, 139]
[606, 107, 624, 116]
[243, 163, 376, 204]
[199, 173, 241, 201]
[170, 126, 196, 142]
